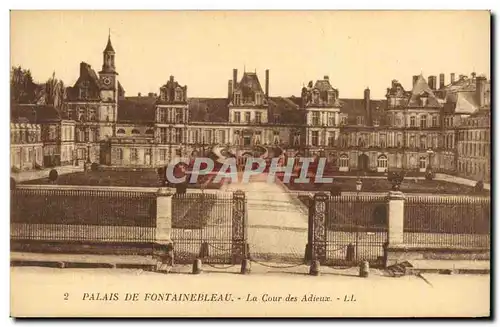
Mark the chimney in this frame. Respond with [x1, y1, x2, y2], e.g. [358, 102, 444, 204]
[265, 69, 269, 98]
[439, 73, 445, 89]
[233, 69, 238, 90]
[364, 88, 372, 126]
[228, 80, 233, 99]
[451, 73, 455, 84]
[80, 62, 88, 76]
[170, 75, 174, 82]
[138, 92, 141, 97]
[471, 72, 476, 79]
[476, 76, 487, 108]
[412, 75, 419, 87]
[428, 75, 437, 90]
[324, 75, 329, 81]
[148, 92, 154, 97]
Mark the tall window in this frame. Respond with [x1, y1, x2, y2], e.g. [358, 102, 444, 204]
[234, 112, 241, 123]
[160, 149, 167, 161]
[432, 115, 438, 127]
[176, 108, 183, 123]
[245, 112, 251, 123]
[410, 116, 416, 127]
[419, 156, 427, 169]
[420, 115, 427, 128]
[273, 130, 280, 145]
[255, 112, 262, 124]
[420, 135, 427, 149]
[219, 130, 226, 144]
[312, 112, 320, 126]
[311, 131, 319, 146]
[356, 116, 365, 125]
[159, 109, 166, 123]
[328, 132, 335, 147]
[339, 154, 349, 167]
[174, 128, 182, 143]
[79, 81, 89, 99]
[234, 93, 241, 105]
[293, 132, 300, 146]
[130, 148, 139, 162]
[328, 113, 335, 126]
[377, 155, 388, 168]
[341, 116, 348, 125]
[160, 128, 168, 143]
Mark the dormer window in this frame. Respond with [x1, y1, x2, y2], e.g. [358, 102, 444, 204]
[79, 81, 90, 99]
[255, 92, 262, 105]
[313, 90, 320, 104]
[234, 93, 241, 106]
[175, 88, 183, 102]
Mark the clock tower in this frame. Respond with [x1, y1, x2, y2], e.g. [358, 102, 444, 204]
[98, 32, 119, 138]
[99, 33, 119, 103]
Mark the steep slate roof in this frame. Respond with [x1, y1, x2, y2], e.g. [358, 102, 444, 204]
[407, 75, 441, 107]
[268, 97, 305, 124]
[188, 98, 229, 123]
[66, 62, 102, 101]
[104, 36, 115, 52]
[339, 99, 387, 125]
[117, 96, 156, 123]
[11, 104, 60, 123]
[235, 72, 264, 100]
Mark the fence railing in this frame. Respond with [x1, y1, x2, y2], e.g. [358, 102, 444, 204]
[403, 195, 490, 248]
[10, 188, 157, 242]
[171, 192, 235, 264]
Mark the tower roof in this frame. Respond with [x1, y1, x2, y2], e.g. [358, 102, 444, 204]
[104, 35, 115, 53]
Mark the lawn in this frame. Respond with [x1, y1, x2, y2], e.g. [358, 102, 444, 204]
[283, 175, 487, 195]
[22, 170, 224, 189]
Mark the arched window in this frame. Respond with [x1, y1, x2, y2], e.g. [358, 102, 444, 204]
[377, 155, 388, 168]
[78, 114, 86, 122]
[419, 156, 427, 169]
[117, 129, 125, 135]
[116, 148, 123, 160]
[89, 114, 96, 121]
[339, 154, 349, 167]
[131, 129, 140, 135]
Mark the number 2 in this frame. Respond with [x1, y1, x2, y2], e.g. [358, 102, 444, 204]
[64, 293, 69, 300]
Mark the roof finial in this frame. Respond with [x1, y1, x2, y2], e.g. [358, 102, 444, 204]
[108, 28, 110, 39]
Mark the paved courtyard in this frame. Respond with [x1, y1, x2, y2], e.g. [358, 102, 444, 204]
[225, 174, 308, 263]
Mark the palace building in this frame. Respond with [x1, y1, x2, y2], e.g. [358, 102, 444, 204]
[10, 34, 491, 182]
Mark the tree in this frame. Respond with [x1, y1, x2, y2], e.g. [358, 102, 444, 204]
[10, 66, 37, 104]
[44, 72, 66, 110]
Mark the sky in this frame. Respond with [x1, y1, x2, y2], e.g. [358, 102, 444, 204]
[10, 10, 490, 99]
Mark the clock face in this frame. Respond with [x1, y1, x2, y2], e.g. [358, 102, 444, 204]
[103, 77, 111, 86]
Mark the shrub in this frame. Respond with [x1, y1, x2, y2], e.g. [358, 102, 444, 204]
[91, 162, 99, 172]
[330, 185, 342, 197]
[474, 181, 484, 193]
[175, 182, 187, 194]
[10, 178, 16, 190]
[48, 169, 58, 183]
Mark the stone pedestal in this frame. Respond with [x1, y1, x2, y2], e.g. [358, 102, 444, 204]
[156, 187, 174, 244]
[387, 191, 405, 246]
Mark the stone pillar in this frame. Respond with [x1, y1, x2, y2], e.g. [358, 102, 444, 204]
[156, 187, 175, 244]
[387, 191, 405, 245]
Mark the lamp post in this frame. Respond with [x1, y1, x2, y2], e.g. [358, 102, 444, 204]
[355, 178, 363, 262]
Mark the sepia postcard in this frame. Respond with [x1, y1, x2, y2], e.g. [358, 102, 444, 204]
[9, 10, 491, 318]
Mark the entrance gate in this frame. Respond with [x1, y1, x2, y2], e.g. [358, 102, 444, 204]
[171, 190, 248, 264]
[308, 192, 388, 267]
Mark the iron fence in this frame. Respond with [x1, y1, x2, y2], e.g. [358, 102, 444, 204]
[323, 194, 388, 267]
[171, 192, 236, 264]
[10, 188, 156, 242]
[403, 195, 490, 247]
